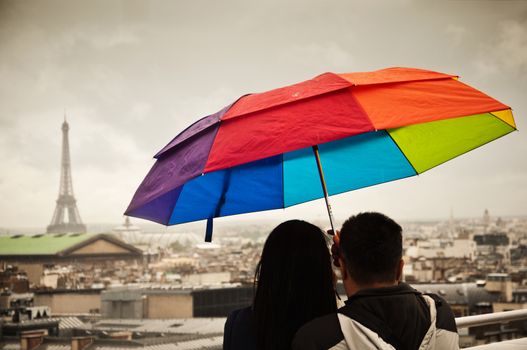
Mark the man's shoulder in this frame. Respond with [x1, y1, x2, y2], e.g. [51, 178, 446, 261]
[292, 313, 345, 350]
[295, 313, 340, 337]
[423, 293, 457, 332]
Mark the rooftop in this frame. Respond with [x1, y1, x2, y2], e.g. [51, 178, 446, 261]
[0, 233, 142, 257]
[0, 317, 225, 350]
[93, 318, 226, 334]
[412, 283, 501, 309]
[0, 234, 94, 255]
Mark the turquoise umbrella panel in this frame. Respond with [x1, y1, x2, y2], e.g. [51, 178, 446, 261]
[283, 131, 417, 206]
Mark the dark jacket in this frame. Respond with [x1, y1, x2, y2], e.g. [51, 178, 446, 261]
[223, 306, 257, 350]
[292, 283, 459, 350]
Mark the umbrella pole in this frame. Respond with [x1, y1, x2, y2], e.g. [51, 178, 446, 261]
[312, 145, 336, 235]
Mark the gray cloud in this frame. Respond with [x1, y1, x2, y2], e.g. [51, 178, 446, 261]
[1, 0, 526, 228]
[476, 19, 527, 75]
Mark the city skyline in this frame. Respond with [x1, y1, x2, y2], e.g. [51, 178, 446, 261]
[1, 0, 526, 228]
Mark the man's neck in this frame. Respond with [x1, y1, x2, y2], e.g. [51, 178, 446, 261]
[344, 279, 399, 298]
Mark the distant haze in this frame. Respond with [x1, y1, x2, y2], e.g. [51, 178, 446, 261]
[1, 0, 526, 229]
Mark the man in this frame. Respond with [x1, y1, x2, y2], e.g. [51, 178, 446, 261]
[292, 212, 459, 350]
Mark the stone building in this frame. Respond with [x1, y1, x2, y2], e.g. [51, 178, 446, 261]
[0, 233, 143, 285]
[101, 285, 253, 319]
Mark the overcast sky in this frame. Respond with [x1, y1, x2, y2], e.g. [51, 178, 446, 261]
[1, 0, 526, 230]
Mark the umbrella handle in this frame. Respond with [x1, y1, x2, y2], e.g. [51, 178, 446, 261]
[312, 145, 336, 236]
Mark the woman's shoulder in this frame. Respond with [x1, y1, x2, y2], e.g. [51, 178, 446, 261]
[226, 306, 253, 325]
[224, 306, 256, 350]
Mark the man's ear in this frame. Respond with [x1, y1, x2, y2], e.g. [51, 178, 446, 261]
[396, 258, 404, 282]
[339, 257, 348, 280]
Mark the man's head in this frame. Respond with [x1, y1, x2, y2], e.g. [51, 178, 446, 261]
[338, 212, 403, 287]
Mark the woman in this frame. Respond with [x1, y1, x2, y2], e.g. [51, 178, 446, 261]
[223, 220, 337, 350]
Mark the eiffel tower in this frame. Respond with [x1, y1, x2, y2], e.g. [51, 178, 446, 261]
[47, 117, 87, 234]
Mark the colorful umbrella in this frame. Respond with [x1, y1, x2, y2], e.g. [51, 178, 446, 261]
[125, 67, 516, 241]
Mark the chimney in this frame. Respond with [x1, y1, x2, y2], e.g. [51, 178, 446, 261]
[20, 330, 46, 350]
[71, 336, 94, 350]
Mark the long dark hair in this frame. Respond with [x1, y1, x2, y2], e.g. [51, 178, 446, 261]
[253, 220, 337, 350]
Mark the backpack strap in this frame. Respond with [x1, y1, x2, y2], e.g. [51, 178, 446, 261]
[418, 295, 438, 350]
[337, 309, 405, 349]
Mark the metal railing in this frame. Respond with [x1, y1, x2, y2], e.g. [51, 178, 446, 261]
[456, 309, 527, 328]
[457, 309, 527, 350]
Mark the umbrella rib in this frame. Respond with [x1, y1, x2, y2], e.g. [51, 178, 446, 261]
[406, 128, 516, 175]
[204, 170, 232, 242]
[164, 188, 181, 225]
[385, 131, 419, 176]
[281, 153, 285, 209]
[489, 110, 518, 131]
[348, 90, 377, 131]
[214, 171, 232, 218]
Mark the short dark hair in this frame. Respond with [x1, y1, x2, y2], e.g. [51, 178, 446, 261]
[339, 212, 402, 285]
